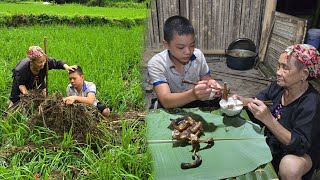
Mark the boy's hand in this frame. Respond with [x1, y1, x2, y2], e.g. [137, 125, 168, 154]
[63, 97, 75, 104]
[193, 81, 212, 101]
[208, 79, 222, 98]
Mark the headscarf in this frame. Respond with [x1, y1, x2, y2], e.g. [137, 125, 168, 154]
[285, 44, 320, 79]
[27, 46, 45, 59]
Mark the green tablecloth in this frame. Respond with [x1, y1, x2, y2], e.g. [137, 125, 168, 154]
[146, 108, 277, 180]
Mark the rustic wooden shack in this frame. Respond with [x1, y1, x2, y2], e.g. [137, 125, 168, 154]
[144, 0, 320, 92]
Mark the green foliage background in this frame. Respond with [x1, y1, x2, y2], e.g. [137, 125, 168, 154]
[0, 25, 145, 111]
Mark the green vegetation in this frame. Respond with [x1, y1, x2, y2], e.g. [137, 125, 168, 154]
[0, 25, 145, 111]
[0, 112, 152, 179]
[0, 2, 147, 27]
[0, 2, 146, 19]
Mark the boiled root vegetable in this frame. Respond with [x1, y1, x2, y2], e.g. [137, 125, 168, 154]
[171, 116, 214, 169]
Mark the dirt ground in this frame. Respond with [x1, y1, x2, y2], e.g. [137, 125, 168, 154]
[142, 50, 274, 108]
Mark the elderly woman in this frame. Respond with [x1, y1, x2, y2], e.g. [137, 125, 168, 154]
[9, 46, 77, 107]
[236, 44, 320, 180]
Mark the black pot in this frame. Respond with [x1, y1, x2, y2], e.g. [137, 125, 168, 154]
[226, 38, 257, 70]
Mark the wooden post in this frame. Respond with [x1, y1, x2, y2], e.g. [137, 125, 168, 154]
[258, 0, 277, 63]
[44, 37, 48, 96]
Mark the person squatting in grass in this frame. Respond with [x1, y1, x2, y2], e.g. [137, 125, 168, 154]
[234, 44, 320, 180]
[147, 15, 222, 109]
[9, 46, 77, 108]
[63, 66, 111, 117]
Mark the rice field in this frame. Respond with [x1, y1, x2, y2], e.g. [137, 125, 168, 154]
[0, 2, 147, 19]
[0, 25, 145, 111]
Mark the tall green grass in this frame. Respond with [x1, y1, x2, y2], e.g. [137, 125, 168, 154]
[0, 2, 147, 19]
[0, 111, 152, 179]
[0, 25, 145, 111]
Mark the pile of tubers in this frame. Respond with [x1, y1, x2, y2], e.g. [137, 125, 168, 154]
[171, 116, 214, 169]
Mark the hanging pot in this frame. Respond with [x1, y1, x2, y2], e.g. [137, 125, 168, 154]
[226, 38, 257, 70]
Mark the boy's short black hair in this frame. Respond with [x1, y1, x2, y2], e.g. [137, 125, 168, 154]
[163, 15, 194, 42]
[69, 66, 83, 75]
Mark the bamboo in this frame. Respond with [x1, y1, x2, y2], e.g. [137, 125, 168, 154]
[44, 37, 48, 96]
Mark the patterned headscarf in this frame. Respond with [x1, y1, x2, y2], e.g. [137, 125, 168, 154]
[285, 44, 320, 79]
[27, 46, 46, 59]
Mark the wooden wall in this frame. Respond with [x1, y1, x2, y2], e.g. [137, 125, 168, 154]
[145, 0, 266, 52]
[263, 12, 307, 74]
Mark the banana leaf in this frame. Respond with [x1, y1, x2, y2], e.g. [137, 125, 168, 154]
[146, 108, 277, 180]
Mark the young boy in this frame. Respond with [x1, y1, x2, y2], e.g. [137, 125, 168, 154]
[63, 66, 110, 117]
[147, 15, 221, 109]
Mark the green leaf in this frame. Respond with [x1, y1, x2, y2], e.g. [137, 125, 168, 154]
[146, 108, 276, 180]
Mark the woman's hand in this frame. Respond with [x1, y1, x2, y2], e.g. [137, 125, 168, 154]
[64, 64, 78, 72]
[247, 98, 273, 124]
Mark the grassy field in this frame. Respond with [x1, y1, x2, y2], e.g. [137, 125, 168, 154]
[0, 2, 147, 19]
[0, 25, 145, 111]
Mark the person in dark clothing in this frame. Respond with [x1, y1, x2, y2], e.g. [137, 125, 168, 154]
[9, 46, 77, 107]
[234, 44, 320, 180]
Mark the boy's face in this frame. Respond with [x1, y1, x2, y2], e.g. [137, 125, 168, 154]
[163, 33, 195, 64]
[69, 72, 84, 89]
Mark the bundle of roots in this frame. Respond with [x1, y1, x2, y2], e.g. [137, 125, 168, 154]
[7, 91, 145, 144]
[8, 91, 103, 143]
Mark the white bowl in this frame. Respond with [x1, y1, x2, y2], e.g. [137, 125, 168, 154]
[219, 97, 243, 116]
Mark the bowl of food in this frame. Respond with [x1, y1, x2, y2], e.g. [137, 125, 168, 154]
[219, 97, 243, 116]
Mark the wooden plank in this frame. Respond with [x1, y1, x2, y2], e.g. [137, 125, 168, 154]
[158, 0, 164, 44]
[258, 0, 277, 63]
[212, 0, 218, 49]
[295, 20, 306, 43]
[207, 0, 213, 50]
[239, 0, 246, 37]
[162, 0, 168, 24]
[257, 12, 275, 65]
[227, 0, 234, 48]
[218, 0, 223, 48]
[250, 0, 258, 44]
[151, 0, 159, 48]
[189, 0, 195, 44]
[244, 0, 251, 38]
[180, 0, 187, 17]
[232, 0, 242, 43]
[199, 0, 203, 49]
[223, 0, 229, 49]
[146, 10, 153, 48]
[193, 0, 200, 48]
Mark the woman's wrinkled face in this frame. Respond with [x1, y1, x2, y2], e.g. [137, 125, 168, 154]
[163, 33, 195, 64]
[31, 56, 46, 70]
[69, 72, 84, 89]
[276, 53, 307, 88]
